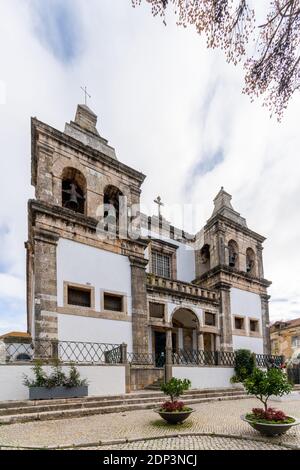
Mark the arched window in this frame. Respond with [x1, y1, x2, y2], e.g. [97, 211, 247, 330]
[246, 247, 256, 274]
[62, 167, 86, 214]
[228, 240, 239, 268]
[200, 244, 210, 268]
[103, 185, 124, 233]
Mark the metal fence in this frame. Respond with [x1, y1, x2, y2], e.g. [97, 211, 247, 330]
[127, 352, 165, 367]
[3, 340, 123, 364]
[172, 349, 284, 368]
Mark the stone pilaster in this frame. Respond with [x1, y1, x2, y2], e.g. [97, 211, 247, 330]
[197, 331, 204, 351]
[216, 282, 233, 351]
[165, 327, 173, 382]
[256, 244, 264, 279]
[260, 293, 271, 354]
[33, 229, 59, 341]
[129, 256, 149, 354]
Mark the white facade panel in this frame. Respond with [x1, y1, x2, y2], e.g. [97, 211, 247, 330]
[173, 366, 235, 389]
[232, 335, 264, 354]
[57, 239, 132, 314]
[230, 288, 262, 318]
[57, 314, 133, 352]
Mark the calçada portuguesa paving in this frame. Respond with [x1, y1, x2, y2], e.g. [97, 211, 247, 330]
[0, 398, 300, 450]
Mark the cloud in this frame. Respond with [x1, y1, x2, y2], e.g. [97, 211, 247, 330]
[29, 0, 82, 62]
[0, 0, 299, 334]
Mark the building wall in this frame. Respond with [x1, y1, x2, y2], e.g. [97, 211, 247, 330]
[57, 314, 133, 352]
[57, 238, 132, 312]
[0, 364, 126, 401]
[172, 366, 235, 389]
[230, 287, 264, 353]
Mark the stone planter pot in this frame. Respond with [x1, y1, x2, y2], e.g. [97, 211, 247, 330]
[241, 414, 300, 437]
[156, 409, 194, 424]
[29, 386, 88, 400]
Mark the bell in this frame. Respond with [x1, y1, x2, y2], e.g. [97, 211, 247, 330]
[63, 183, 81, 210]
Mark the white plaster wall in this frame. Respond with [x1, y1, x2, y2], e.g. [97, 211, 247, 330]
[173, 367, 235, 389]
[57, 239, 132, 314]
[58, 314, 133, 353]
[0, 364, 126, 401]
[230, 288, 262, 318]
[232, 335, 264, 354]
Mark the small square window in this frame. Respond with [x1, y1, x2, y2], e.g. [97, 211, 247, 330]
[234, 317, 244, 330]
[250, 319, 259, 333]
[205, 312, 216, 326]
[149, 302, 165, 319]
[104, 293, 123, 312]
[68, 286, 91, 308]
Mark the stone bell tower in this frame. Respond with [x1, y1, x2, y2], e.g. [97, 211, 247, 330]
[194, 188, 271, 353]
[26, 104, 149, 354]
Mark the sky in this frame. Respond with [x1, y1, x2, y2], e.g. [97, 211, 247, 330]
[0, 0, 299, 335]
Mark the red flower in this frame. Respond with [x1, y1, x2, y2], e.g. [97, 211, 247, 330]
[161, 401, 185, 412]
[251, 407, 287, 421]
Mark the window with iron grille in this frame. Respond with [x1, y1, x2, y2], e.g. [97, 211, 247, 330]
[205, 312, 216, 326]
[104, 293, 123, 312]
[151, 250, 171, 278]
[149, 302, 165, 319]
[68, 286, 91, 307]
[234, 317, 244, 330]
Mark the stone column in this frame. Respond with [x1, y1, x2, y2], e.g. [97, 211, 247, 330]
[197, 331, 204, 351]
[129, 256, 149, 355]
[33, 230, 59, 344]
[260, 293, 271, 354]
[216, 282, 233, 351]
[216, 224, 226, 266]
[165, 327, 173, 382]
[215, 334, 221, 351]
[256, 244, 264, 278]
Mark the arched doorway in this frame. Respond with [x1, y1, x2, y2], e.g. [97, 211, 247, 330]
[172, 308, 199, 352]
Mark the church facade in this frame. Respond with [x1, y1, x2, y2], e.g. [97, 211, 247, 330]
[26, 104, 271, 361]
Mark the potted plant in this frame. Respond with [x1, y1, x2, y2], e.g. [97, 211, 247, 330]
[241, 367, 299, 436]
[23, 361, 88, 400]
[156, 378, 193, 424]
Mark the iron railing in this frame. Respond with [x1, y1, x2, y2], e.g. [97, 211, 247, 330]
[255, 354, 284, 368]
[3, 340, 123, 364]
[127, 352, 165, 367]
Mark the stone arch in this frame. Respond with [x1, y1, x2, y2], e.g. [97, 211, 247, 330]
[246, 247, 256, 275]
[228, 239, 239, 269]
[171, 307, 199, 352]
[61, 167, 87, 214]
[103, 184, 124, 232]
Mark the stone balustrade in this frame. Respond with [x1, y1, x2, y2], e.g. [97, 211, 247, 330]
[146, 274, 219, 302]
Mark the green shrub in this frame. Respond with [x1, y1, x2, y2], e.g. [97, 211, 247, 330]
[161, 378, 191, 402]
[243, 367, 292, 411]
[231, 349, 255, 383]
[23, 362, 88, 388]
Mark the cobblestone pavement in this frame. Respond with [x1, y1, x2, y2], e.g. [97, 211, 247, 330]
[97, 435, 286, 450]
[0, 398, 299, 449]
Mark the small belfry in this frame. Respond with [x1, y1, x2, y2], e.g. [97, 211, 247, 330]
[26, 104, 271, 389]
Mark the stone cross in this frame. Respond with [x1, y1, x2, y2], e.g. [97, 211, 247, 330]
[154, 195, 164, 219]
[80, 86, 91, 106]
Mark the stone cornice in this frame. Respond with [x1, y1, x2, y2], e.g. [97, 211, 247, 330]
[28, 199, 149, 250]
[205, 213, 266, 243]
[194, 264, 272, 289]
[31, 117, 146, 187]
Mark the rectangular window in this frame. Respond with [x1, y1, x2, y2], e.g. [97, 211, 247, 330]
[151, 251, 171, 278]
[292, 336, 300, 348]
[104, 293, 123, 312]
[205, 312, 216, 326]
[234, 317, 244, 330]
[149, 302, 165, 319]
[250, 319, 259, 333]
[68, 286, 91, 308]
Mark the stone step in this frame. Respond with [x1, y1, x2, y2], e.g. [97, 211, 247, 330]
[0, 387, 244, 410]
[0, 390, 246, 417]
[0, 393, 250, 425]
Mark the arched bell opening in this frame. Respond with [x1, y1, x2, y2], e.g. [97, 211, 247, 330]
[61, 167, 86, 214]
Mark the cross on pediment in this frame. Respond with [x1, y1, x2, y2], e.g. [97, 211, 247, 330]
[80, 86, 91, 106]
[154, 195, 164, 219]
